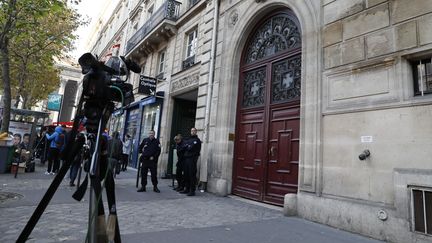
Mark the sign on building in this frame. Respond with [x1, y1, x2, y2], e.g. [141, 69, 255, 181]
[47, 94, 63, 111]
[138, 75, 157, 96]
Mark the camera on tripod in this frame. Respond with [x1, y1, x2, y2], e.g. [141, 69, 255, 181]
[78, 53, 141, 132]
[17, 54, 142, 243]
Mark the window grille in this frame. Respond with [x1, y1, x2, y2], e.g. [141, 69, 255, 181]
[411, 187, 432, 235]
[412, 58, 432, 96]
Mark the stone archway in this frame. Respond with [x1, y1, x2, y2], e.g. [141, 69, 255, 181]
[208, 0, 321, 201]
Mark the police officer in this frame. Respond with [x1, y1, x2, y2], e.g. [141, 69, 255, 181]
[137, 130, 161, 193]
[181, 128, 201, 196]
[173, 134, 186, 192]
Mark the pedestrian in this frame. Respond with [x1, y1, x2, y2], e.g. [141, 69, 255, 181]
[137, 130, 161, 193]
[173, 134, 186, 192]
[40, 127, 52, 165]
[107, 131, 123, 175]
[121, 134, 132, 171]
[12, 133, 22, 165]
[181, 128, 201, 196]
[45, 126, 65, 175]
[69, 133, 85, 186]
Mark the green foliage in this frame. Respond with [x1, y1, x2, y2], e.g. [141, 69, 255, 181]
[1, 0, 85, 108]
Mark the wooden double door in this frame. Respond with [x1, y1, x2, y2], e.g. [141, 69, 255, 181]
[233, 10, 302, 205]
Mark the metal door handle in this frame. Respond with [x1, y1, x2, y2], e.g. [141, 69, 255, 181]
[269, 146, 275, 157]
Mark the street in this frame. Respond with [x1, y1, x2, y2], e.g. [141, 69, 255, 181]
[0, 163, 383, 243]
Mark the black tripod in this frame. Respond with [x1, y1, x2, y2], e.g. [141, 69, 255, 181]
[17, 98, 122, 243]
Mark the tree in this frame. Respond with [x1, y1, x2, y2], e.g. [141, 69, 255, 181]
[0, 0, 82, 132]
[0, 0, 18, 133]
[10, 2, 82, 109]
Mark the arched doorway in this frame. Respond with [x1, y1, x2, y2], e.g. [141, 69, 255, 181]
[232, 9, 301, 205]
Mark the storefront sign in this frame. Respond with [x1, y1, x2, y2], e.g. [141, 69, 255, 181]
[138, 75, 157, 95]
[47, 94, 63, 111]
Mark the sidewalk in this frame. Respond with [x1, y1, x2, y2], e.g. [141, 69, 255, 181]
[0, 163, 384, 243]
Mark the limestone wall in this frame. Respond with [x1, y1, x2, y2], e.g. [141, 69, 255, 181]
[320, 1, 432, 241]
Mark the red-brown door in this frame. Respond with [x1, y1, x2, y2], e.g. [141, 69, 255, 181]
[233, 10, 301, 206]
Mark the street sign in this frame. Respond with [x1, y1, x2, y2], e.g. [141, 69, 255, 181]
[138, 75, 157, 95]
[47, 94, 63, 111]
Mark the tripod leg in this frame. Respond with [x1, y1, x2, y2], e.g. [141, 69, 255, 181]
[105, 169, 121, 243]
[136, 161, 141, 188]
[89, 175, 108, 243]
[76, 165, 82, 190]
[17, 145, 77, 242]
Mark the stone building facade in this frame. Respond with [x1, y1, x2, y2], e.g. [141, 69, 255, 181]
[89, 0, 432, 242]
[53, 61, 81, 122]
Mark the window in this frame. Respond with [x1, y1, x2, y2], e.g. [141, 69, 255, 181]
[186, 28, 198, 58]
[133, 22, 138, 31]
[183, 28, 197, 70]
[158, 50, 166, 77]
[141, 62, 146, 75]
[411, 187, 432, 235]
[412, 57, 432, 96]
[189, 0, 200, 8]
[147, 5, 154, 20]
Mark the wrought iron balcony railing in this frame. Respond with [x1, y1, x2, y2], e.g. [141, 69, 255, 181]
[189, 0, 200, 8]
[126, 0, 181, 54]
[182, 55, 195, 70]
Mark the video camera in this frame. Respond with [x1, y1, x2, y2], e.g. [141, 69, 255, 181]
[78, 53, 141, 104]
[78, 53, 141, 132]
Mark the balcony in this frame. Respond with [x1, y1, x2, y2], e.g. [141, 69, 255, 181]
[182, 55, 195, 70]
[126, 0, 181, 56]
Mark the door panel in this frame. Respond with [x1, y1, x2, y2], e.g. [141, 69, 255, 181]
[264, 105, 300, 204]
[233, 111, 265, 200]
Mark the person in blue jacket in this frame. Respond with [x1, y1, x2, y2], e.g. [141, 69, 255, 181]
[45, 126, 65, 175]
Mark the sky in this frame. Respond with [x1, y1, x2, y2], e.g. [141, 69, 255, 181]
[68, 0, 110, 60]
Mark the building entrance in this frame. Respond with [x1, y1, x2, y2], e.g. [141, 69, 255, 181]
[233, 10, 302, 205]
[167, 90, 197, 177]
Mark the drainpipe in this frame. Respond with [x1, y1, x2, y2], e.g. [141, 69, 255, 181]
[201, 0, 219, 187]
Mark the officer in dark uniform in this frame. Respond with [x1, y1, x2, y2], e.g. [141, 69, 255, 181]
[137, 130, 161, 193]
[173, 134, 186, 192]
[181, 128, 201, 196]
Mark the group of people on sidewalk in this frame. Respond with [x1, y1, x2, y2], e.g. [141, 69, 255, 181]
[39, 125, 133, 187]
[67, 130, 133, 186]
[39, 124, 202, 195]
[136, 127, 202, 197]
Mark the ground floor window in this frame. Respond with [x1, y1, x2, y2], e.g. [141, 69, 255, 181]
[411, 186, 432, 235]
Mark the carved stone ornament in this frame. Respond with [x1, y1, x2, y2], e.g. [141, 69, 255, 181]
[229, 10, 239, 26]
[245, 13, 301, 64]
[171, 73, 200, 92]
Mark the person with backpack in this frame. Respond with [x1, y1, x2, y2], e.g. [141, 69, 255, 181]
[44, 126, 65, 175]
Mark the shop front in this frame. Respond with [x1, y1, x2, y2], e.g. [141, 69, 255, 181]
[110, 96, 163, 168]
